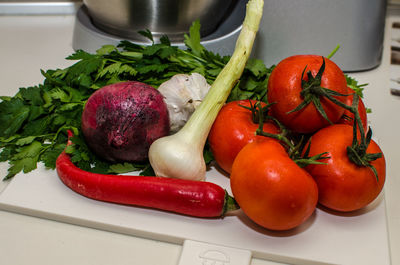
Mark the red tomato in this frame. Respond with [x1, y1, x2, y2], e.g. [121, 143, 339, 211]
[267, 55, 348, 133]
[208, 100, 279, 174]
[305, 124, 385, 212]
[337, 87, 368, 133]
[230, 139, 318, 231]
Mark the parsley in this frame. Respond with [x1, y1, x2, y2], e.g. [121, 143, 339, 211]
[0, 22, 272, 180]
[345, 75, 368, 97]
[345, 75, 371, 113]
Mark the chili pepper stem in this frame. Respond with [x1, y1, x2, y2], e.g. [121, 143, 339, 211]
[223, 192, 240, 215]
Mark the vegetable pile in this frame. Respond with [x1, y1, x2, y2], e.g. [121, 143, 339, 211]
[214, 55, 385, 230]
[0, 0, 386, 232]
[0, 21, 269, 179]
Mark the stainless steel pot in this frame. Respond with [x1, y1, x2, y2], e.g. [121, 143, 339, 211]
[83, 0, 234, 42]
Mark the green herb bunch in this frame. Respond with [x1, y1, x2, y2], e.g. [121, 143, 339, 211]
[0, 22, 272, 180]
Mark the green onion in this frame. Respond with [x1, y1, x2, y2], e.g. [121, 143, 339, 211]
[148, 0, 265, 181]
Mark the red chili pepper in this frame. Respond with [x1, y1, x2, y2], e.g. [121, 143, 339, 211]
[56, 133, 238, 218]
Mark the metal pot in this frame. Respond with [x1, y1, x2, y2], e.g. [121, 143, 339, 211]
[83, 0, 234, 42]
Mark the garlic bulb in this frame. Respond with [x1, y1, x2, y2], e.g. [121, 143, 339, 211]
[158, 73, 211, 133]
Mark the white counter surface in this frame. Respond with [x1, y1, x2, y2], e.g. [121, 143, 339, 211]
[0, 7, 399, 265]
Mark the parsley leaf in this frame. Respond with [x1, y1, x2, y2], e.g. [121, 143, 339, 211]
[109, 163, 138, 174]
[5, 141, 42, 180]
[345, 75, 370, 113]
[345, 75, 368, 97]
[0, 98, 30, 138]
[184, 20, 204, 57]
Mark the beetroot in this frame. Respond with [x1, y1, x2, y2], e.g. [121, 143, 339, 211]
[81, 81, 170, 162]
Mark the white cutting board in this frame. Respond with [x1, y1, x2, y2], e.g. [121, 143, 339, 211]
[0, 162, 390, 265]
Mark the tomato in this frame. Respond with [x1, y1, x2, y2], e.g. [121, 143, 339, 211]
[337, 87, 368, 133]
[208, 100, 279, 174]
[230, 139, 318, 231]
[267, 55, 348, 133]
[305, 124, 385, 212]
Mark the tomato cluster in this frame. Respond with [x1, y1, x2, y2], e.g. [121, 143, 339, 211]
[208, 55, 386, 231]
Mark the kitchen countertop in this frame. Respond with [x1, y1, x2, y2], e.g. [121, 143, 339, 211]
[0, 0, 80, 15]
[0, 4, 399, 265]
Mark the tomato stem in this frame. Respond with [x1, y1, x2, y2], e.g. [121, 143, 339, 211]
[295, 153, 330, 168]
[253, 101, 330, 167]
[345, 94, 382, 180]
[297, 138, 330, 168]
[287, 57, 349, 124]
[253, 101, 293, 147]
[239, 100, 274, 124]
[239, 100, 293, 147]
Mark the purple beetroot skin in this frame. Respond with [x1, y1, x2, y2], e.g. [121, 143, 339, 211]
[81, 81, 170, 162]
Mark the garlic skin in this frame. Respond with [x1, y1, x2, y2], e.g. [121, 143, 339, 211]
[158, 73, 211, 133]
